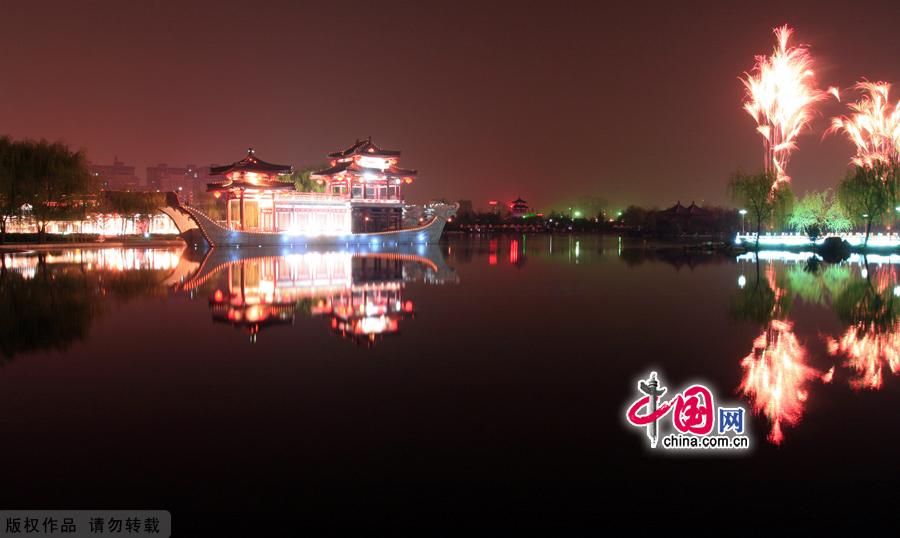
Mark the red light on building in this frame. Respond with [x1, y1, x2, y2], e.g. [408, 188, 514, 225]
[213, 191, 221, 199]
[214, 289, 224, 302]
[488, 200, 499, 206]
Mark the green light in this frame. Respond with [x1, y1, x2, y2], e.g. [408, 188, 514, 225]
[573, 210, 582, 218]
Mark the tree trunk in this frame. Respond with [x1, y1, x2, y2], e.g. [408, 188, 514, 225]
[864, 218, 872, 247]
[0, 217, 6, 245]
[755, 212, 762, 251]
[39, 222, 47, 243]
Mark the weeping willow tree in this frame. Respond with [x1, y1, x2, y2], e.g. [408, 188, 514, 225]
[728, 170, 794, 249]
[837, 164, 895, 247]
[0, 138, 94, 242]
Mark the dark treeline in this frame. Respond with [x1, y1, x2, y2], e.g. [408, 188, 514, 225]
[448, 205, 740, 237]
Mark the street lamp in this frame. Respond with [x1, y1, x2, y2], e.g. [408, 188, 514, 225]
[739, 209, 747, 234]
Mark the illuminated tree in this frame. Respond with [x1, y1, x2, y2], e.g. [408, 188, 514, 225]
[741, 25, 821, 187]
[787, 189, 852, 240]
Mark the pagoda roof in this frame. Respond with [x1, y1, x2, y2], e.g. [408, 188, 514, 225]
[659, 201, 711, 216]
[328, 137, 402, 159]
[511, 197, 528, 205]
[310, 160, 417, 179]
[209, 148, 293, 176]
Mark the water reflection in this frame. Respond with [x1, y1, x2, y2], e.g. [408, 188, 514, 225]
[174, 246, 458, 345]
[0, 248, 183, 360]
[732, 252, 900, 443]
[731, 259, 831, 444]
[826, 262, 900, 390]
[0, 244, 457, 356]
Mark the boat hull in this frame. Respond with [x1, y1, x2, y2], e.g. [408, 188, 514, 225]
[160, 194, 456, 247]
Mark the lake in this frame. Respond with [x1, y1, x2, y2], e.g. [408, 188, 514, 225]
[2, 236, 899, 531]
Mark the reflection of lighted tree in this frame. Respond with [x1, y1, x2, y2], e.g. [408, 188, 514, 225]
[827, 262, 900, 390]
[730, 260, 791, 324]
[738, 319, 826, 444]
[0, 258, 99, 360]
[832, 269, 898, 331]
[0, 255, 170, 360]
[827, 324, 900, 390]
[732, 257, 829, 444]
[785, 262, 851, 306]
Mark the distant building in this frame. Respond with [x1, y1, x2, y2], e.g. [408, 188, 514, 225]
[146, 163, 195, 192]
[655, 201, 714, 233]
[508, 197, 529, 218]
[89, 158, 141, 191]
[146, 163, 217, 203]
[457, 199, 473, 216]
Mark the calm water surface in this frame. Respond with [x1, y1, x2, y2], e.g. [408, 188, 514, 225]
[3, 236, 900, 529]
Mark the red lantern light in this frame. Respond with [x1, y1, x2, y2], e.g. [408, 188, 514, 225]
[213, 191, 221, 199]
[403, 177, 413, 184]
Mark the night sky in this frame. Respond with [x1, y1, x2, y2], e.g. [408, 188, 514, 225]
[2, 0, 899, 211]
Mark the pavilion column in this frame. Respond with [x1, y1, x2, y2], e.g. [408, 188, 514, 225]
[239, 188, 245, 231]
[225, 192, 232, 229]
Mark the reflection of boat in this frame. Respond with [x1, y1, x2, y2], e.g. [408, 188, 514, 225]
[176, 245, 457, 343]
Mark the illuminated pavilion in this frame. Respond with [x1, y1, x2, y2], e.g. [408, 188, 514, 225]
[206, 141, 417, 236]
[508, 197, 529, 218]
[207, 148, 352, 235]
[310, 137, 417, 232]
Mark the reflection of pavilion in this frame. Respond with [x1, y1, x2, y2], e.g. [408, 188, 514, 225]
[180, 247, 455, 344]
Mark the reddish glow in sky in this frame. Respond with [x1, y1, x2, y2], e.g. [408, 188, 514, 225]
[2, 1, 899, 211]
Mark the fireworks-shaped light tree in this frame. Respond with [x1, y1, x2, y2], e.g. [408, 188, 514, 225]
[828, 81, 900, 168]
[742, 25, 822, 190]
